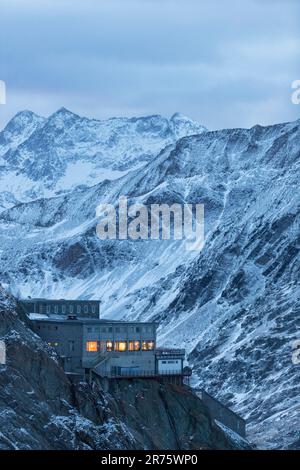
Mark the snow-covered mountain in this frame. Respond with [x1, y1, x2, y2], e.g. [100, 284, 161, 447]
[0, 108, 206, 210]
[0, 110, 299, 449]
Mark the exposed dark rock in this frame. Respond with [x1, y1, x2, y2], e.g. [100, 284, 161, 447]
[0, 290, 245, 450]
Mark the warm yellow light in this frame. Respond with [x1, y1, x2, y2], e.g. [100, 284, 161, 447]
[115, 341, 127, 352]
[106, 340, 113, 351]
[142, 341, 155, 351]
[129, 340, 140, 351]
[86, 341, 98, 352]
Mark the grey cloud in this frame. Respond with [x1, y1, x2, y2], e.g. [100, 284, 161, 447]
[0, 0, 299, 129]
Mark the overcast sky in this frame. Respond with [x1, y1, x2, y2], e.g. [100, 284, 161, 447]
[0, 0, 299, 130]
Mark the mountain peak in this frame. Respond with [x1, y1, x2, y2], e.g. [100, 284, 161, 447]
[49, 107, 80, 119]
[14, 109, 42, 119]
[170, 112, 207, 137]
[56, 106, 75, 115]
[171, 112, 191, 121]
[0, 110, 46, 150]
[46, 107, 81, 128]
[4, 110, 44, 130]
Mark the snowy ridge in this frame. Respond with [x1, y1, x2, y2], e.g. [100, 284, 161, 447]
[0, 108, 206, 210]
[0, 112, 299, 448]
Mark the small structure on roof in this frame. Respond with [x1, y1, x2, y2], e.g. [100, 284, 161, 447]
[21, 298, 100, 319]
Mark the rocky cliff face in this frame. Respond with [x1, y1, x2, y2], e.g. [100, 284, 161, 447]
[0, 111, 299, 449]
[0, 287, 244, 450]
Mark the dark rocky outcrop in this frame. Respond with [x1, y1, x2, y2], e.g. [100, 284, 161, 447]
[0, 288, 248, 450]
[95, 377, 248, 450]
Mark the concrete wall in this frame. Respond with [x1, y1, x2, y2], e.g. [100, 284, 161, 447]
[157, 358, 182, 374]
[95, 352, 156, 377]
[32, 320, 84, 373]
[82, 321, 157, 376]
[31, 319, 157, 377]
[196, 389, 246, 438]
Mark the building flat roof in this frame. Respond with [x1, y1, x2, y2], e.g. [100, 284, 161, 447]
[156, 348, 185, 355]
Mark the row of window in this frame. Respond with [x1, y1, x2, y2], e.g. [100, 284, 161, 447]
[86, 340, 155, 353]
[86, 325, 153, 334]
[38, 324, 153, 334]
[161, 360, 180, 364]
[40, 304, 97, 315]
[48, 340, 75, 353]
[38, 325, 58, 330]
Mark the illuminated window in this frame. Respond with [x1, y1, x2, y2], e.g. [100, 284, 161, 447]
[86, 341, 98, 352]
[106, 340, 113, 352]
[128, 341, 140, 351]
[142, 341, 155, 351]
[147, 341, 155, 350]
[115, 341, 127, 352]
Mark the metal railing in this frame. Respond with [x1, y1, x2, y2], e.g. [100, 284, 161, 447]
[97, 369, 188, 379]
[155, 348, 186, 356]
[83, 351, 111, 368]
